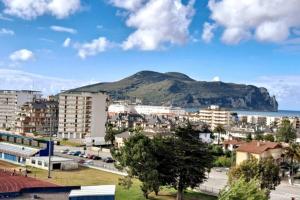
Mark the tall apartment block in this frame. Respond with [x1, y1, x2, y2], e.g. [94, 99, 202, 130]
[15, 99, 58, 135]
[58, 91, 109, 145]
[0, 90, 42, 129]
[199, 105, 231, 129]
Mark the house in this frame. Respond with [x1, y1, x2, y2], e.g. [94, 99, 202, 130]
[235, 140, 283, 165]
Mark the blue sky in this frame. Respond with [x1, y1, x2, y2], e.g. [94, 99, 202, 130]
[0, 0, 300, 110]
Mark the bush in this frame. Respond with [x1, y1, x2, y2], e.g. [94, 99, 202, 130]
[214, 156, 232, 167]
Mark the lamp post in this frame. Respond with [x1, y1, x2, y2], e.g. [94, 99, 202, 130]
[48, 108, 53, 178]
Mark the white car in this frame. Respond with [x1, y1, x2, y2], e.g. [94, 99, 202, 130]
[84, 160, 93, 165]
[60, 149, 69, 154]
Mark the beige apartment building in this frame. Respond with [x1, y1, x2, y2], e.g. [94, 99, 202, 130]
[199, 105, 231, 129]
[58, 91, 109, 145]
[0, 90, 41, 129]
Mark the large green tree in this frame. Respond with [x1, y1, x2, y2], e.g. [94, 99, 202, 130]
[276, 119, 296, 143]
[219, 177, 268, 200]
[284, 143, 300, 183]
[105, 123, 117, 145]
[228, 157, 280, 192]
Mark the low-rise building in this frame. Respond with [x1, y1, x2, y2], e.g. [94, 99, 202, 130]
[27, 156, 78, 171]
[235, 140, 283, 165]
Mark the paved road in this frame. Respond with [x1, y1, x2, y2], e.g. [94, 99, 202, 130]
[198, 168, 300, 200]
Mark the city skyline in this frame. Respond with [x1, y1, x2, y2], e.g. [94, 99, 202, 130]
[0, 0, 300, 110]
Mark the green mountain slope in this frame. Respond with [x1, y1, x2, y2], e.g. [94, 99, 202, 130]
[68, 71, 278, 111]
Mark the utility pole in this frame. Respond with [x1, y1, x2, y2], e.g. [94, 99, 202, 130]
[48, 107, 53, 178]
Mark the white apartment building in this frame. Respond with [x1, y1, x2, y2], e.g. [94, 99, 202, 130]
[108, 104, 186, 116]
[0, 90, 41, 129]
[199, 105, 231, 129]
[58, 91, 109, 145]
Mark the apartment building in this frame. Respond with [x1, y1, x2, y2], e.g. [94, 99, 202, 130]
[0, 90, 41, 129]
[15, 99, 58, 135]
[58, 91, 109, 145]
[199, 105, 231, 129]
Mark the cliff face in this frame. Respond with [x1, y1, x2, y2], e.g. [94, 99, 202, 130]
[68, 71, 278, 111]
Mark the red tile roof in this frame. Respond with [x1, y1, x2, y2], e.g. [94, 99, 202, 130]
[236, 140, 282, 154]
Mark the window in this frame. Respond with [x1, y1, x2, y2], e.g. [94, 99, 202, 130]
[31, 159, 36, 164]
[38, 161, 42, 166]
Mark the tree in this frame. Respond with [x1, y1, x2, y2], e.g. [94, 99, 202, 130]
[113, 133, 160, 198]
[213, 125, 226, 145]
[264, 134, 275, 142]
[284, 143, 300, 184]
[276, 119, 296, 143]
[219, 177, 268, 200]
[228, 157, 280, 192]
[246, 133, 252, 142]
[105, 123, 119, 146]
[161, 123, 213, 200]
[254, 131, 264, 141]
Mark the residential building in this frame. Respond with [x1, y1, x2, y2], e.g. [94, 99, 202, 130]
[235, 140, 283, 165]
[199, 105, 231, 129]
[0, 90, 41, 129]
[58, 91, 109, 145]
[15, 99, 58, 135]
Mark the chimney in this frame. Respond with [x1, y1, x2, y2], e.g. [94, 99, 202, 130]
[257, 142, 261, 147]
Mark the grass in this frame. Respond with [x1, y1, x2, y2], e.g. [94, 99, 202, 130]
[0, 161, 216, 200]
[58, 139, 83, 147]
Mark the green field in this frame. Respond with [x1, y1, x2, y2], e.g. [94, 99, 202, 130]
[0, 161, 216, 200]
[27, 166, 216, 200]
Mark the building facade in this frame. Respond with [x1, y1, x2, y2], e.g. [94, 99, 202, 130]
[199, 105, 231, 129]
[15, 100, 58, 135]
[0, 90, 41, 129]
[58, 91, 109, 145]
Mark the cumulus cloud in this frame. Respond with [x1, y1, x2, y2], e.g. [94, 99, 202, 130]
[205, 0, 300, 44]
[63, 38, 71, 47]
[50, 25, 77, 34]
[0, 28, 15, 36]
[212, 76, 220, 82]
[253, 75, 300, 110]
[1, 0, 81, 20]
[111, 0, 195, 50]
[75, 37, 111, 59]
[201, 22, 217, 43]
[0, 69, 95, 95]
[9, 49, 34, 61]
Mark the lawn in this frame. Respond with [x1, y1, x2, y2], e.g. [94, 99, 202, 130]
[0, 161, 216, 200]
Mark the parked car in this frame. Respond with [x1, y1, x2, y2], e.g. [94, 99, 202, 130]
[92, 156, 102, 160]
[73, 151, 82, 156]
[104, 157, 115, 163]
[79, 153, 85, 157]
[67, 151, 75, 155]
[60, 149, 69, 154]
[88, 155, 95, 159]
[82, 154, 88, 158]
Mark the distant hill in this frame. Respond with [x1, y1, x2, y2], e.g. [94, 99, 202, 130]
[67, 70, 278, 111]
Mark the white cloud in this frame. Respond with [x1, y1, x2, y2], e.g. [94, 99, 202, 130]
[75, 37, 111, 59]
[50, 25, 77, 34]
[0, 28, 15, 36]
[201, 22, 217, 43]
[9, 49, 34, 61]
[111, 0, 195, 50]
[0, 69, 95, 95]
[206, 0, 300, 44]
[0, 13, 13, 21]
[63, 37, 71, 47]
[212, 76, 220, 82]
[253, 75, 300, 110]
[1, 0, 81, 20]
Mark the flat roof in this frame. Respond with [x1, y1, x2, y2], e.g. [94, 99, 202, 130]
[0, 142, 40, 157]
[31, 156, 74, 162]
[69, 185, 116, 197]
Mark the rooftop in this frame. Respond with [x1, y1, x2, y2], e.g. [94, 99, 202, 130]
[0, 142, 40, 157]
[30, 156, 74, 162]
[69, 185, 116, 197]
[236, 140, 282, 154]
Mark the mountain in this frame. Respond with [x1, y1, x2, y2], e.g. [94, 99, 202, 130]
[68, 71, 278, 111]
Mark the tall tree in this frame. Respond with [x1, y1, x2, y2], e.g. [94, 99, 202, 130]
[219, 177, 268, 200]
[284, 143, 300, 184]
[105, 123, 117, 145]
[264, 134, 275, 142]
[276, 119, 296, 143]
[228, 156, 280, 192]
[213, 125, 226, 145]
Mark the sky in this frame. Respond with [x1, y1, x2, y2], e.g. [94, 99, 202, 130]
[0, 0, 300, 110]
